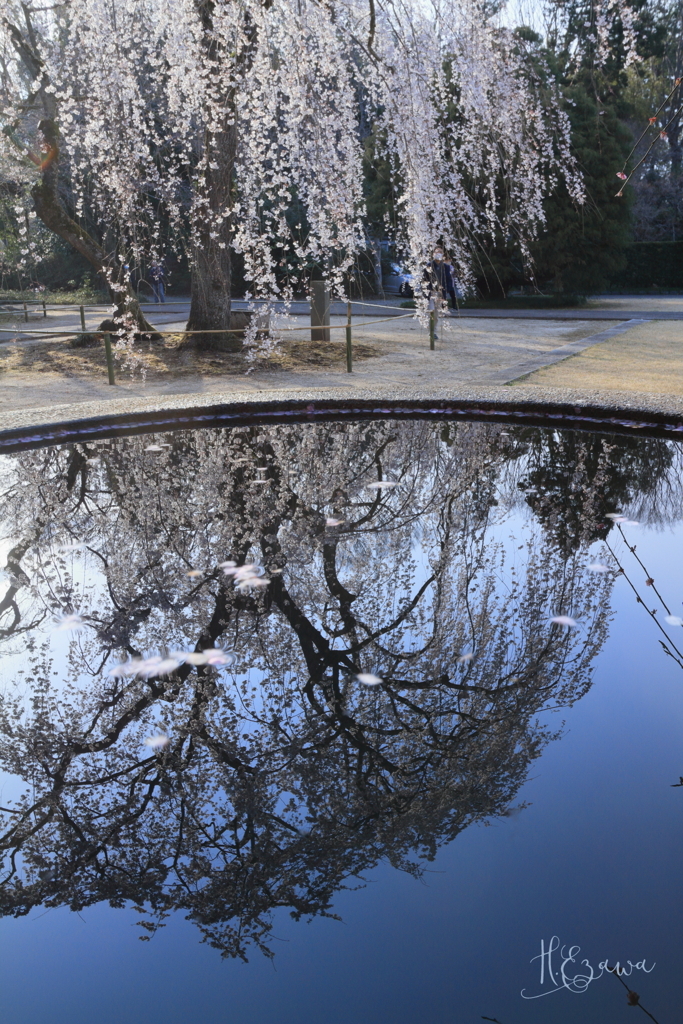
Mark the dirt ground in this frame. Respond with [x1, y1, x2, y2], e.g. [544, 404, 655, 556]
[0, 332, 381, 383]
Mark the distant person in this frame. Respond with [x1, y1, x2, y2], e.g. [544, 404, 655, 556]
[443, 256, 458, 307]
[149, 261, 166, 303]
[423, 248, 452, 307]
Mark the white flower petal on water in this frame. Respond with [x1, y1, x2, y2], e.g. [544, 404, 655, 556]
[356, 673, 383, 686]
[203, 649, 237, 667]
[172, 651, 208, 666]
[326, 517, 345, 526]
[237, 564, 266, 578]
[665, 615, 683, 627]
[587, 563, 610, 573]
[235, 576, 269, 591]
[225, 564, 267, 586]
[223, 563, 265, 579]
[457, 652, 474, 664]
[550, 615, 578, 627]
[144, 444, 164, 452]
[186, 569, 202, 578]
[144, 735, 169, 749]
[107, 658, 146, 678]
[218, 560, 237, 570]
[366, 481, 398, 490]
[605, 513, 623, 520]
[137, 656, 181, 678]
[53, 613, 85, 631]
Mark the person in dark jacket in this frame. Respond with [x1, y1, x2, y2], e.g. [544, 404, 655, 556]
[149, 261, 166, 303]
[443, 256, 459, 307]
[423, 248, 455, 305]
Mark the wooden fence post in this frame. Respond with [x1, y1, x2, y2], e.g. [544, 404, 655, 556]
[103, 333, 116, 385]
[80, 305, 86, 332]
[311, 281, 330, 342]
[346, 301, 353, 372]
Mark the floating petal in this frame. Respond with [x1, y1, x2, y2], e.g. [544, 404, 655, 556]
[107, 658, 146, 677]
[203, 649, 237, 667]
[356, 673, 383, 686]
[137, 656, 181, 678]
[173, 651, 208, 666]
[235, 576, 269, 591]
[53, 613, 85, 631]
[144, 735, 169, 749]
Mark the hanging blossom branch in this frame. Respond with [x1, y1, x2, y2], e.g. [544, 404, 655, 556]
[604, 521, 683, 670]
[607, 965, 662, 1024]
[615, 78, 683, 196]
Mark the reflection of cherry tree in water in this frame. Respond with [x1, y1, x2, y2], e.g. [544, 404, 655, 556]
[511, 429, 674, 557]
[0, 422, 613, 958]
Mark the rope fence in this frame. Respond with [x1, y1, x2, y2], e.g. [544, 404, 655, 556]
[0, 296, 415, 314]
[0, 296, 444, 384]
[1, 297, 413, 308]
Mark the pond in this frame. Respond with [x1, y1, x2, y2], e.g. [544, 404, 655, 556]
[0, 418, 681, 1024]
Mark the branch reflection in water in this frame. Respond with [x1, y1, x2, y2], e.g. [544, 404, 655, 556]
[0, 420, 676, 960]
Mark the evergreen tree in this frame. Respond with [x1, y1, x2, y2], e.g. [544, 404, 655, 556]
[529, 87, 634, 293]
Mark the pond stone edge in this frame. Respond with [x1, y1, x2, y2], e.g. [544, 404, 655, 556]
[2, 383, 683, 451]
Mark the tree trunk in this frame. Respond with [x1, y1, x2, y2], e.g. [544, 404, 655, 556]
[31, 119, 158, 338]
[3, 9, 155, 340]
[184, 125, 238, 350]
[184, 0, 240, 349]
[185, 1, 273, 350]
[367, 236, 385, 297]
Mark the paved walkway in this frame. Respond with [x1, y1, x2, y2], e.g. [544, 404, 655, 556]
[1, 294, 683, 425]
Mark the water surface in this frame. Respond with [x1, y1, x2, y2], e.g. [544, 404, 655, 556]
[0, 419, 680, 1023]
